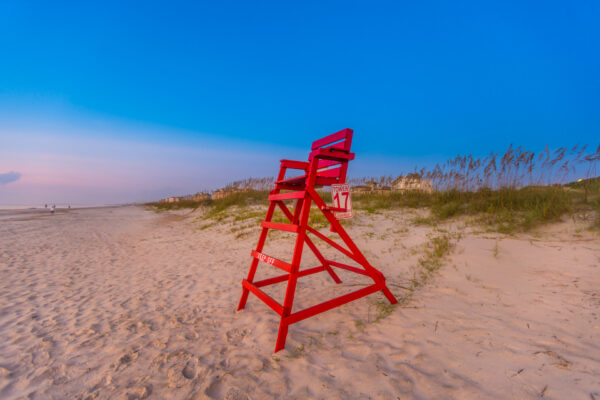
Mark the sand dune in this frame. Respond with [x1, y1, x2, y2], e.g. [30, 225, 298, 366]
[0, 206, 598, 399]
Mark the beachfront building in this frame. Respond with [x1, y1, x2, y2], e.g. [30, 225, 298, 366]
[352, 185, 372, 193]
[192, 192, 210, 201]
[391, 174, 434, 193]
[158, 191, 210, 203]
[211, 187, 252, 200]
[211, 189, 229, 200]
[351, 179, 391, 194]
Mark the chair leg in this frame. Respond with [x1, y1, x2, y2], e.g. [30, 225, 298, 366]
[381, 286, 398, 304]
[238, 199, 278, 311]
[274, 195, 313, 352]
[274, 318, 289, 352]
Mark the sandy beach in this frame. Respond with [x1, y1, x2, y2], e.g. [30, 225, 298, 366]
[1, 205, 599, 399]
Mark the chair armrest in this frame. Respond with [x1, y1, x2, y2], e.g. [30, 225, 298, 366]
[310, 148, 355, 161]
[280, 159, 309, 170]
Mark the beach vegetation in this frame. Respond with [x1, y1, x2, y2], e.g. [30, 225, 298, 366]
[147, 144, 600, 233]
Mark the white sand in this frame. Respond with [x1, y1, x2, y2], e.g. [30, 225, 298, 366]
[0, 205, 598, 399]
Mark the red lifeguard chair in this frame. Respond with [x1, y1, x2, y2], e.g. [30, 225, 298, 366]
[237, 129, 398, 352]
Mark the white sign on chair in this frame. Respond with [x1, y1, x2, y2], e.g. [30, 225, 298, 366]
[331, 183, 353, 219]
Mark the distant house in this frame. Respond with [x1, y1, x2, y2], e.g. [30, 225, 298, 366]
[211, 189, 230, 200]
[352, 185, 372, 193]
[391, 174, 434, 193]
[192, 192, 210, 201]
[211, 187, 252, 200]
[158, 192, 209, 203]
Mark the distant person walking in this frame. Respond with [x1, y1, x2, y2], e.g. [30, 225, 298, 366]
[51, 204, 55, 214]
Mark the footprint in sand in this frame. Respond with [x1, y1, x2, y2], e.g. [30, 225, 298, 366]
[164, 352, 199, 388]
[226, 328, 248, 343]
[182, 360, 196, 379]
[224, 387, 249, 400]
[184, 330, 199, 340]
[125, 384, 153, 400]
[115, 349, 139, 371]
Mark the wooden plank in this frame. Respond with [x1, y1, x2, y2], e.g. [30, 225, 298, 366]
[305, 226, 358, 261]
[274, 183, 306, 191]
[311, 128, 352, 150]
[268, 191, 305, 201]
[317, 166, 342, 178]
[280, 159, 309, 170]
[254, 266, 326, 288]
[317, 158, 340, 169]
[242, 279, 284, 316]
[274, 200, 342, 284]
[326, 259, 370, 276]
[323, 206, 347, 212]
[286, 283, 382, 324]
[314, 177, 340, 186]
[251, 250, 291, 273]
[310, 148, 355, 161]
[261, 221, 299, 233]
[275, 176, 307, 186]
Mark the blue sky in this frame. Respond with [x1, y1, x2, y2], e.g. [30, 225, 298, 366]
[1, 1, 598, 204]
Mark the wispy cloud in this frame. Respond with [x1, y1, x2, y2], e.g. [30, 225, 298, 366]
[0, 171, 21, 185]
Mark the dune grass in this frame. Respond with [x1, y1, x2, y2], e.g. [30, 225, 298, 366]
[354, 185, 584, 233]
[147, 198, 212, 211]
[147, 190, 269, 212]
[148, 182, 599, 233]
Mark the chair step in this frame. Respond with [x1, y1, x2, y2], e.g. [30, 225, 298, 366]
[251, 250, 292, 272]
[242, 279, 283, 316]
[322, 206, 347, 212]
[261, 221, 299, 233]
[268, 191, 305, 201]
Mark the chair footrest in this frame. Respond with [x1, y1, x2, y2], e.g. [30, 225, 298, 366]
[242, 280, 284, 316]
[322, 206, 347, 212]
[261, 221, 299, 233]
[285, 282, 383, 325]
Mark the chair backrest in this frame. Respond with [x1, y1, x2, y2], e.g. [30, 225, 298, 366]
[309, 128, 354, 185]
[311, 128, 353, 152]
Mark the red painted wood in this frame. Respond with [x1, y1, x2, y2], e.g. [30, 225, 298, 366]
[260, 221, 299, 232]
[317, 158, 340, 169]
[309, 148, 355, 161]
[280, 160, 309, 170]
[323, 206, 347, 212]
[254, 266, 326, 288]
[251, 250, 292, 273]
[242, 280, 284, 316]
[276, 201, 342, 284]
[305, 226, 358, 261]
[317, 166, 342, 178]
[286, 283, 382, 325]
[311, 128, 353, 150]
[268, 191, 305, 201]
[275, 175, 307, 186]
[237, 129, 397, 353]
[325, 259, 370, 276]
[275, 183, 307, 191]
[237, 199, 279, 311]
[314, 177, 341, 186]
